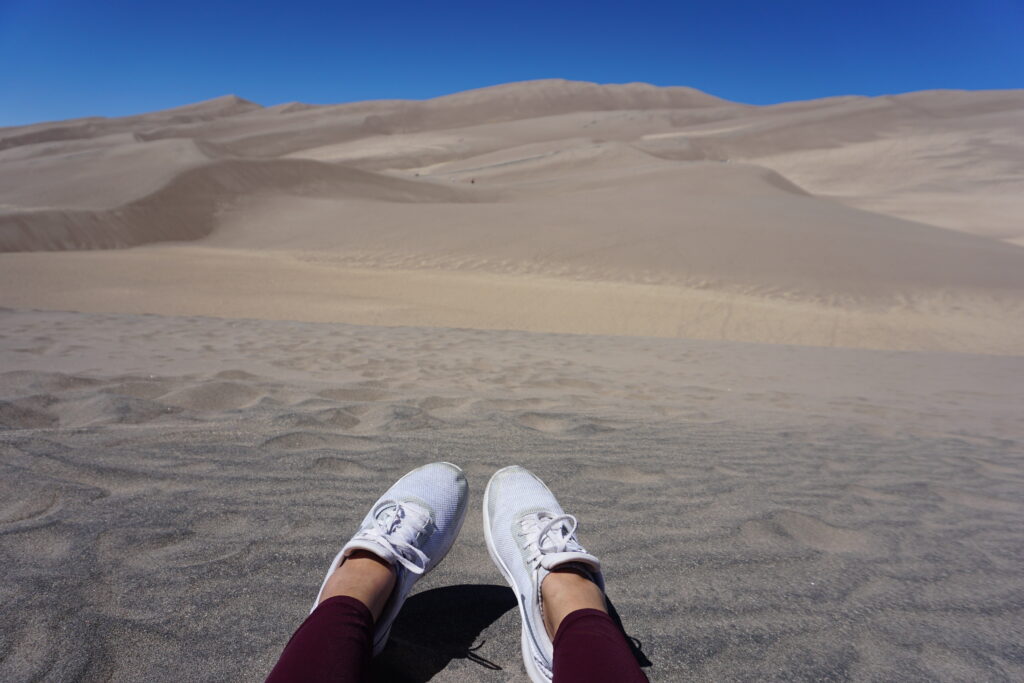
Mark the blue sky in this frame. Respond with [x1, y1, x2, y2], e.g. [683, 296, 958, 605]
[1, 0, 1021, 125]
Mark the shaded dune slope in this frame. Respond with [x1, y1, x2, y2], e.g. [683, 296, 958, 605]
[0, 158, 477, 251]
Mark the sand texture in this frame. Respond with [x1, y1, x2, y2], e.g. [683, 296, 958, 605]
[1, 309, 1023, 681]
[2, 80, 1024, 353]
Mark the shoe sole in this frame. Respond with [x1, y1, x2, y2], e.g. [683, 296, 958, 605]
[482, 465, 553, 683]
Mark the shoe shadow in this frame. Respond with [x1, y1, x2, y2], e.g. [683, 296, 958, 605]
[606, 596, 653, 670]
[370, 584, 517, 682]
[370, 586, 653, 681]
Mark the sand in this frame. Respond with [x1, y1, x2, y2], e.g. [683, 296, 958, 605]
[1, 309, 1022, 680]
[1, 80, 1023, 680]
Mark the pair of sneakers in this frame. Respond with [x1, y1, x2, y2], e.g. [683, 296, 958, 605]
[312, 462, 604, 682]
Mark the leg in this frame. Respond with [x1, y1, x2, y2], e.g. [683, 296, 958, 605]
[265, 595, 374, 683]
[266, 551, 396, 683]
[545, 570, 648, 683]
[268, 462, 469, 681]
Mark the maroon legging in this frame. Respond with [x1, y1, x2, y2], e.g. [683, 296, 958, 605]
[267, 596, 648, 682]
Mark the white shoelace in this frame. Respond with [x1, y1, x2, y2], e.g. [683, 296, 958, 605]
[519, 512, 585, 567]
[355, 502, 431, 574]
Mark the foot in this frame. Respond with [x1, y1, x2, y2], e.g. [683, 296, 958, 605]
[483, 466, 605, 682]
[313, 461, 469, 655]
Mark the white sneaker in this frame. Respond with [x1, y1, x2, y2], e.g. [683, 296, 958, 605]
[313, 461, 469, 655]
[483, 466, 605, 682]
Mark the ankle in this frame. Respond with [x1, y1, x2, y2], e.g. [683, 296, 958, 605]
[541, 567, 606, 638]
[318, 550, 397, 621]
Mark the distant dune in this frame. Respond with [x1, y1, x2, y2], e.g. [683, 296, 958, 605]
[1, 79, 1023, 353]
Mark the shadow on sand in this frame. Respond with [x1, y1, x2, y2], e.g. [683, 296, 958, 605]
[370, 584, 516, 681]
[370, 584, 651, 681]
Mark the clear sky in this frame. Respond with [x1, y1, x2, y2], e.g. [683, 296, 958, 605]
[1, 0, 1021, 126]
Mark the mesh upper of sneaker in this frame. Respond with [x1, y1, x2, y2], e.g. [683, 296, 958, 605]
[349, 463, 466, 568]
[321, 461, 468, 654]
[485, 466, 603, 675]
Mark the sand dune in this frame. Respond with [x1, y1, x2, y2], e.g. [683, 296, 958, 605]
[1, 79, 1023, 353]
[204, 158, 1024, 298]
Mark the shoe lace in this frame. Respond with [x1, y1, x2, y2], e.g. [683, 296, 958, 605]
[355, 502, 431, 575]
[519, 512, 585, 567]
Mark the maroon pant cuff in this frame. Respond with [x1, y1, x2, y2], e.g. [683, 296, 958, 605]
[552, 608, 648, 683]
[266, 595, 375, 683]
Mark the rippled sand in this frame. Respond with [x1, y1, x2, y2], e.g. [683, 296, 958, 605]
[2, 309, 1021, 681]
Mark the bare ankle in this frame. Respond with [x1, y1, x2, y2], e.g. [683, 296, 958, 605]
[541, 567, 606, 638]
[318, 550, 396, 621]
